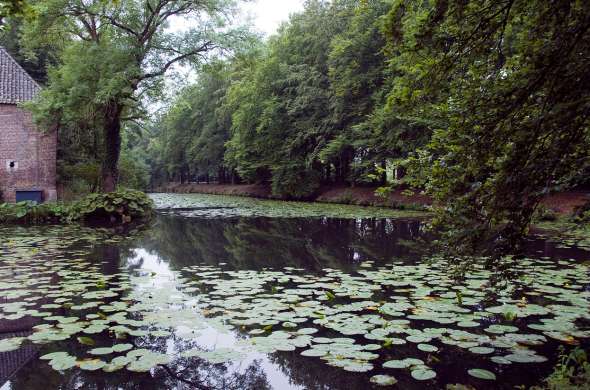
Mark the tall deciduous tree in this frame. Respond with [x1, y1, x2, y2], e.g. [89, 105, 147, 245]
[23, 0, 247, 191]
[384, 0, 590, 251]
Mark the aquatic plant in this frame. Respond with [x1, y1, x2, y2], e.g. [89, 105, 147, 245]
[533, 347, 590, 390]
[0, 226, 588, 388]
[150, 193, 428, 219]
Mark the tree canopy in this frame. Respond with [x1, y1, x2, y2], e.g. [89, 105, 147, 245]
[21, 0, 248, 191]
[5, 0, 588, 250]
[149, 0, 590, 249]
[385, 0, 590, 251]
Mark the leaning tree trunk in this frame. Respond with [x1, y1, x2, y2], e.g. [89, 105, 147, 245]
[101, 103, 123, 192]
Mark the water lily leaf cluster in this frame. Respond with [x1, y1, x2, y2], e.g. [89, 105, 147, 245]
[150, 193, 426, 219]
[0, 224, 588, 388]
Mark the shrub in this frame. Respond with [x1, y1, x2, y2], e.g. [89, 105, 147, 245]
[271, 163, 321, 200]
[0, 201, 69, 224]
[533, 205, 559, 222]
[332, 190, 355, 205]
[375, 186, 392, 199]
[68, 189, 154, 224]
[0, 189, 153, 226]
[533, 347, 590, 390]
[571, 199, 590, 225]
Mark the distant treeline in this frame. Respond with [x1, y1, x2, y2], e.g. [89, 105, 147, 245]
[148, 0, 590, 249]
[151, 0, 411, 197]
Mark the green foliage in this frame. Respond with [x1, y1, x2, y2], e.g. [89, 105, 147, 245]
[270, 162, 322, 200]
[11, 0, 586, 250]
[0, 201, 68, 224]
[118, 138, 150, 191]
[374, 186, 392, 200]
[571, 199, 590, 225]
[155, 60, 235, 185]
[59, 161, 102, 198]
[0, 16, 53, 83]
[0, 190, 153, 225]
[0, 0, 30, 29]
[383, 0, 590, 252]
[533, 347, 590, 390]
[68, 189, 154, 224]
[20, 0, 248, 192]
[533, 205, 559, 223]
[156, 0, 394, 198]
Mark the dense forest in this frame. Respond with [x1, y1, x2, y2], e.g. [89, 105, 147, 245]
[1, 0, 589, 250]
[150, 0, 590, 249]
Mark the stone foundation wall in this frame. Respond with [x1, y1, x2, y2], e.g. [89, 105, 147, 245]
[0, 104, 57, 202]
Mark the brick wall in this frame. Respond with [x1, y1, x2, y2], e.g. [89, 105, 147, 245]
[0, 103, 57, 202]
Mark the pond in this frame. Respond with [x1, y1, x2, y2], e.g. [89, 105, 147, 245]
[0, 193, 588, 389]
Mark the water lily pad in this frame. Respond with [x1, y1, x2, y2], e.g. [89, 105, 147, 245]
[127, 352, 170, 372]
[383, 358, 423, 369]
[457, 321, 479, 328]
[181, 348, 245, 363]
[411, 368, 436, 381]
[468, 368, 496, 380]
[491, 356, 512, 365]
[79, 359, 106, 371]
[89, 347, 113, 355]
[297, 328, 318, 335]
[77, 336, 95, 346]
[112, 344, 133, 353]
[0, 337, 23, 352]
[504, 353, 548, 363]
[341, 361, 374, 372]
[468, 347, 494, 355]
[417, 343, 438, 353]
[48, 355, 77, 371]
[40, 351, 70, 361]
[370, 375, 398, 386]
[301, 348, 327, 357]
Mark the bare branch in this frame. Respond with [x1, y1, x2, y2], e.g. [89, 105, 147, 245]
[140, 0, 170, 44]
[139, 41, 214, 80]
[101, 14, 140, 37]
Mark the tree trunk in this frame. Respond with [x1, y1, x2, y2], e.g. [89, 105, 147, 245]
[101, 102, 123, 192]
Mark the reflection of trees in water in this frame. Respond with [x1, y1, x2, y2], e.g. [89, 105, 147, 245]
[140, 215, 424, 271]
[6, 237, 272, 390]
[270, 350, 439, 390]
[158, 357, 271, 390]
[10, 357, 270, 390]
[269, 351, 370, 390]
[5, 215, 429, 389]
[10, 323, 271, 390]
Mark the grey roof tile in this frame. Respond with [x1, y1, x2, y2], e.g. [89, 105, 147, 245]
[0, 46, 40, 104]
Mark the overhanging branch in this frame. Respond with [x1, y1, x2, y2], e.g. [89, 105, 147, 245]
[139, 41, 214, 81]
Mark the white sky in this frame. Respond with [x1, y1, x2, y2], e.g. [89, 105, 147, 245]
[168, 0, 306, 37]
[240, 0, 305, 36]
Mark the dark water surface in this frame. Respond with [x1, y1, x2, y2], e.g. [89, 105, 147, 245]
[0, 195, 588, 390]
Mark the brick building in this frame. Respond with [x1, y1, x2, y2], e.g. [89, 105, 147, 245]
[0, 46, 56, 203]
